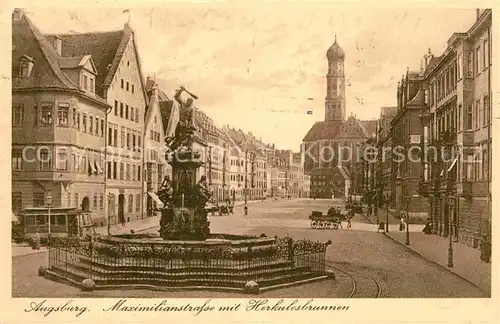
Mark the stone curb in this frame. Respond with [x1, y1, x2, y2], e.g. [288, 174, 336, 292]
[12, 248, 49, 258]
[382, 232, 489, 297]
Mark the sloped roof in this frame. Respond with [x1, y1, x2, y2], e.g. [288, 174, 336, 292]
[12, 11, 79, 90]
[12, 10, 108, 106]
[45, 23, 149, 106]
[302, 120, 344, 141]
[45, 30, 123, 97]
[58, 55, 84, 69]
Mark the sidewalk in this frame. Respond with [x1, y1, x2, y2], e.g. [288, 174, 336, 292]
[386, 231, 491, 296]
[362, 208, 401, 226]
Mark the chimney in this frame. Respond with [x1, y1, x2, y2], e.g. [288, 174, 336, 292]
[54, 36, 62, 56]
[476, 9, 480, 19]
[12, 8, 23, 21]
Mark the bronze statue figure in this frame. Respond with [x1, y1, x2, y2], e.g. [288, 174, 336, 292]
[165, 86, 198, 152]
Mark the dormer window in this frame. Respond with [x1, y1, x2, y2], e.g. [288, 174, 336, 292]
[18, 55, 35, 78]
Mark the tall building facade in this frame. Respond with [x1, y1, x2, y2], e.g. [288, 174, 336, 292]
[418, 9, 492, 247]
[303, 37, 377, 198]
[48, 22, 148, 224]
[12, 9, 110, 224]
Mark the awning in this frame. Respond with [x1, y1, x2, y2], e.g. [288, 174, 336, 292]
[95, 160, 103, 174]
[147, 191, 164, 208]
[447, 157, 458, 172]
[89, 159, 97, 173]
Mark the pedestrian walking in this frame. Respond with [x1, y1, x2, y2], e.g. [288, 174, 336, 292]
[33, 229, 41, 250]
[368, 204, 372, 217]
[121, 216, 126, 227]
[399, 213, 406, 231]
[244, 205, 248, 216]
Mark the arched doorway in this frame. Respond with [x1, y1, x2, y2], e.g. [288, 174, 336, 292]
[81, 197, 90, 211]
[118, 194, 125, 224]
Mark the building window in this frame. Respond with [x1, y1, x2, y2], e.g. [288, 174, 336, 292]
[99, 193, 104, 209]
[457, 53, 463, 80]
[483, 96, 490, 126]
[33, 193, 45, 207]
[107, 161, 112, 179]
[119, 162, 124, 180]
[475, 100, 480, 129]
[90, 78, 95, 93]
[74, 193, 79, 208]
[83, 75, 88, 90]
[108, 124, 113, 146]
[457, 104, 462, 131]
[126, 164, 130, 181]
[135, 109, 139, 123]
[20, 62, 29, 77]
[125, 104, 129, 119]
[12, 192, 22, 213]
[40, 103, 53, 126]
[82, 113, 88, 133]
[120, 126, 125, 148]
[132, 84, 135, 94]
[466, 104, 473, 130]
[127, 130, 131, 150]
[120, 102, 124, 117]
[466, 51, 473, 78]
[56, 150, 68, 170]
[475, 47, 481, 75]
[128, 194, 133, 212]
[135, 194, 140, 212]
[89, 115, 93, 134]
[138, 166, 141, 181]
[12, 150, 22, 170]
[126, 81, 129, 91]
[131, 107, 135, 121]
[113, 161, 117, 179]
[114, 100, 118, 115]
[12, 104, 24, 126]
[39, 148, 52, 171]
[121, 79, 124, 89]
[100, 119, 104, 137]
[132, 133, 136, 150]
[113, 125, 118, 147]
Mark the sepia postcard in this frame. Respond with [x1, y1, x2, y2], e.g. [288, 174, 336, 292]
[0, 0, 498, 323]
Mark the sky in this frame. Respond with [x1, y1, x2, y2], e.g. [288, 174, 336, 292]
[24, 4, 477, 151]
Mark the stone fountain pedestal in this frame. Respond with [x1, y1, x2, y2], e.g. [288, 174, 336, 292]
[159, 149, 209, 241]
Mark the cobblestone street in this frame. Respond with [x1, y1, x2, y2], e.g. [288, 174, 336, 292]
[12, 199, 486, 298]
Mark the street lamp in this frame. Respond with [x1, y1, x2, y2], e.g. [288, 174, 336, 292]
[45, 192, 53, 239]
[385, 193, 389, 232]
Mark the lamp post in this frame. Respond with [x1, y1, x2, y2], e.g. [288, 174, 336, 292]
[385, 194, 389, 232]
[45, 192, 53, 240]
[447, 195, 454, 267]
[405, 196, 410, 245]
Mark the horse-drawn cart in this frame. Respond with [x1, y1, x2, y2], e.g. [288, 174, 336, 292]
[309, 211, 341, 230]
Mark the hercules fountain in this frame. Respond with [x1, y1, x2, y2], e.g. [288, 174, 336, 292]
[41, 87, 332, 294]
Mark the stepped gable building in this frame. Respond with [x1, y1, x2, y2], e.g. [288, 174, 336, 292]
[45, 20, 149, 224]
[12, 9, 111, 223]
[302, 36, 376, 198]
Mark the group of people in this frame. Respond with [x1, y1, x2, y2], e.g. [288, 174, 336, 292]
[327, 206, 353, 229]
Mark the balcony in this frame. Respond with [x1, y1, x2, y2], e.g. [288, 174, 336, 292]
[418, 180, 430, 197]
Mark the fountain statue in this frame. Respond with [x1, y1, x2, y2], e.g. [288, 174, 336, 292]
[157, 86, 211, 240]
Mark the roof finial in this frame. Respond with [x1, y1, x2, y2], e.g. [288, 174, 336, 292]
[335, 34, 337, 43]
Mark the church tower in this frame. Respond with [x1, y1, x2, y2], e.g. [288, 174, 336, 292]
[325, 35, 346, 121]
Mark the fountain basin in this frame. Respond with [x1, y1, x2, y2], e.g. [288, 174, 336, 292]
[44, 234, 331, 293]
